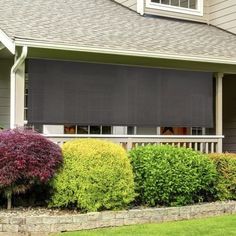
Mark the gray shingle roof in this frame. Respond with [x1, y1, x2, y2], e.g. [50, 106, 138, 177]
[0, 0, 236, 62]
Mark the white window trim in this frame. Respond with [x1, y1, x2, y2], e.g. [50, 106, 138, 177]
[137, 0, 145, 15]
[146, 0, 204, 16]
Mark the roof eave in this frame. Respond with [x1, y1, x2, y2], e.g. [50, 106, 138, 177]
[15, 38, 236, 66]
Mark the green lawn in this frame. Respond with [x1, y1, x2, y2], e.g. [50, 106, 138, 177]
[60, 214, 236, 236]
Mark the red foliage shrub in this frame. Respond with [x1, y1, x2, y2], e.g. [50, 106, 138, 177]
[0, 128, 62, 208]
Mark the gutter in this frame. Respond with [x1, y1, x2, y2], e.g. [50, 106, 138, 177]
[15, 38, 236, 66]
[10, 46, 28, 129]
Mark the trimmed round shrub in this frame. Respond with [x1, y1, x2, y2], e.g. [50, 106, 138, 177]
[129, 145, 217, 207]
[0, 128, 62, 209]
[50, 139, 135, 212]
[209, 153, 236, 200]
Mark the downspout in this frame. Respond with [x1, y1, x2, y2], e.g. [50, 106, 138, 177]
[10, 46, 28, 129]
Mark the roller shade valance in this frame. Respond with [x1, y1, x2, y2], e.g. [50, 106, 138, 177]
[28, 59, 213, 127]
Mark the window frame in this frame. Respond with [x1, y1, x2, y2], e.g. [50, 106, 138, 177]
[191, 127, 206, 135]
[146, 0, 204, 16]
[64, 125, 113, 135]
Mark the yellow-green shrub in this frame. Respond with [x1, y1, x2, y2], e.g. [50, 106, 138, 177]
[209, 153, 236, 200]
[50, 139, 135, 212]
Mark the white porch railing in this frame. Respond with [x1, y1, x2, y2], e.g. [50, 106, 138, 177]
[45, 134, 224, 154]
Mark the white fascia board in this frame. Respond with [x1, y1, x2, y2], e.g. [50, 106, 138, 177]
[0, 29, 15, 54]
[15, 39, 236, 65]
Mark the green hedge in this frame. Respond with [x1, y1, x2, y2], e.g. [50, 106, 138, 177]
[129, 145, 217, 207]
[209, 153, 236, 200]
[50, 139, 135, 212]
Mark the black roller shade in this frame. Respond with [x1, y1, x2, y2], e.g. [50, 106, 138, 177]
[28, 59, 213, 127]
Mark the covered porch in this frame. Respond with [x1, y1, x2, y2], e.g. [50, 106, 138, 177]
[1, 46, 236, 153]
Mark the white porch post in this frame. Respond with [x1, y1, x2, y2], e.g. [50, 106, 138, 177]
[215, 72, 223, 153]
[14, 61, 25, 127]
[10, 46, 27, 128]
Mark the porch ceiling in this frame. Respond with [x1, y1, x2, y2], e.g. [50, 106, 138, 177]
[0, 43, 4, 51]
[0, 48, 14, 59]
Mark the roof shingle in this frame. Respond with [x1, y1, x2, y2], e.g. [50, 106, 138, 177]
[0, 0, 236, 61]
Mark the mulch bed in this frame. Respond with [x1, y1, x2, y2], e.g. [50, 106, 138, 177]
[0, 207, 81, 217]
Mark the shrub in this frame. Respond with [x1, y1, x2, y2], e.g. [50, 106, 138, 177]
[129, 145, 217, 207]
[50, 139, 135, 212]
[0, 128, 62, 209]
[209, 153, 236, 200]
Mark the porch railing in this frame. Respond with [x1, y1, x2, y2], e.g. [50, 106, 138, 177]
[45, 134, 224, 154]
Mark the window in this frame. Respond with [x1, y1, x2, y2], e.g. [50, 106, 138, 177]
[127, 126, 136, 135]
[151, 0, 197, 9]
[77, 126, 89, 134]
[102, 126, 112, 134]
[191, 127, 206, 135]
[147, 0, 203, 16]
[64, 125, 112, 135]
[64, 125, 76, 134]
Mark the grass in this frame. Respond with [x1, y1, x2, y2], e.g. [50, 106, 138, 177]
[60, 214, 236, 236]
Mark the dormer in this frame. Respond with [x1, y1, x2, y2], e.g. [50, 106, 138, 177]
[145, 0, 204, 17]
[114, 0, 236, 34]
[141, 0, 208, 22]
[114, 0, 208, 23]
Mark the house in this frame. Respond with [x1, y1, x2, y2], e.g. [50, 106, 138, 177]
[0, 0, 236, 153]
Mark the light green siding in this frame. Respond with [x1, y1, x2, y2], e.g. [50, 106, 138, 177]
[0, 59, 12, 129]
[209, 0, 236, 34]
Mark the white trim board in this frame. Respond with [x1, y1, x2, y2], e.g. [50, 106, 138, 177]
[137, 0, 145, 15]
[0, 29, 15, 54]
[44, 134, 224, 139]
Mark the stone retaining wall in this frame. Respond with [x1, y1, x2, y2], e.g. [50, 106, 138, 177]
[0, 201, 236, 236]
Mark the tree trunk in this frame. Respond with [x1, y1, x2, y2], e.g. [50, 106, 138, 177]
[7, 192, 12, 210]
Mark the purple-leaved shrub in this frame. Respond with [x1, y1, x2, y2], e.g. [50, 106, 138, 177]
[0, 128, 62, 209]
